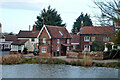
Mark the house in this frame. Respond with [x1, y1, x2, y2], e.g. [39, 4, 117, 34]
[0, 23, 11, 51]
[10, 25, 40, 53]
[17, 25, 40, 51]
[79, 26, 115, 51]
[38, 25, 72, 56]
[4, 35, 17, 50]
[11, 39, 31, 53]
[70, 33, 80, 50]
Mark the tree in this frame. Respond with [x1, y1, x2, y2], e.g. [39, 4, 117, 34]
[93, 0, 120, 46]
[94, 0, 120, 27]
[35, 5, 66, 30]
[91, 41, 105, 51]
[71, 13, 93, 34]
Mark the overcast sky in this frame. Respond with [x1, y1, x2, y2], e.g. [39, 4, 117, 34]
[0, 0, 101, 33]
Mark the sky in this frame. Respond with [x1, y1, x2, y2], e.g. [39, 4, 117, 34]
[0, 0, 101, 34]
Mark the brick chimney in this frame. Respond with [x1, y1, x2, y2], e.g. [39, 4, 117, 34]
[32, 24, 36, 31]
[79, 20, 84, 33]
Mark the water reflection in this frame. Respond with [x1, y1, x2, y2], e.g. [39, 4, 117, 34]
[2, 64, 119, 78]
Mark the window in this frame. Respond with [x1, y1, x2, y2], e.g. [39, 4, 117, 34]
[43, 38, 46, 43]
[103, 37, 109, 42]
[73, 45, 75, 49]
[5, 45, 8, 48]
[57, 46, 59, 51]
[59, 31, 63, 36]
[42, 47, 46, 53]
[84, 36, 90, 42]
[67, 47, 69, 51]
[31, 38, 35, 42]
[84, 45, 90, 51]
[67, 39, 69, 44]
[57, 39, 60, 44]
[91, 37, 95, 42]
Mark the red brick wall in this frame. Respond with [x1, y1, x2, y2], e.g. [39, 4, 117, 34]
[39, 27, 51, 55]
[80, 34, 106, 51]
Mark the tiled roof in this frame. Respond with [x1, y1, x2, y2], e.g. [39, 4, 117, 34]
[11, 39, 28, 45]
[80, 26, 115, 35]
[17, 30, 40, 38]
[0, 33, 5, 38]
[5, 35, 17, 41]
[70, 33, 80, 43]
[46, 25, 72, 39]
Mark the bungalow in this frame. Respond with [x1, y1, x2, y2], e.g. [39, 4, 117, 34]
[11, 39, 32, 53]
[38, 25, 72, 56]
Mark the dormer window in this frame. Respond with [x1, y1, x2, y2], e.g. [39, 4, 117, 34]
[59, 31, 63, 36]
[67, 39, 69, 44]
[43, 38, 46, 43]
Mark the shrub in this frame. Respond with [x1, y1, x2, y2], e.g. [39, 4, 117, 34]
[83, 55, 93, 66]
[23, 48, 28, 54]
[91, 41, 105, 51]
[2, 55, 23, 64]
[72, 49, 82, 53]
[106, 43, 112, 51]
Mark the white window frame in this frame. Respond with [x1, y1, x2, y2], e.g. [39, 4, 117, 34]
[67, 47, 69, 51]
[43, 38, 46, 43]
[73, 45, 76, 49]
[42, 47, 46, 53]
[103, 37, 109, 42]
[67, 39, 69, 44]
[84, 36, 90, 42]
[84, 45, 90, 51]
[57, 46, 59, 51]
[91, 37, 95, 42]
[57, 39, 60, 44]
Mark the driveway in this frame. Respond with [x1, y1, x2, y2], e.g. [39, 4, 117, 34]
[0, 51, 9, 56]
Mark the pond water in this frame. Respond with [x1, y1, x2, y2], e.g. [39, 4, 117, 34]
[2, 64, 119, 78]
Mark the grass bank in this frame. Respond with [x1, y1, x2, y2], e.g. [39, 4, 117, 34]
[1, 55, 120, 69]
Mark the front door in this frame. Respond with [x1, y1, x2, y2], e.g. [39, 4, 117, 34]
[61, 46, 66, 56]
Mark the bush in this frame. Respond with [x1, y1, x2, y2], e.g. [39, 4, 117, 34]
[91, 41, 105, 51]
[23, 48, 28, 54]
[103, 49, 120, 59]
[72, 49, 82, 53]
[106, 43, 112, 51]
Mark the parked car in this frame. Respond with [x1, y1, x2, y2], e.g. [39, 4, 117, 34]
[33, 49, 39, 56]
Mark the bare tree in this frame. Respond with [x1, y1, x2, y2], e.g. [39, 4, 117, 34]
[93, 0, 120, 28]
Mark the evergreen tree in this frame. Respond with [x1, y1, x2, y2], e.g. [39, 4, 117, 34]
[71, 13, 93, 33]
[35, 5, 66, 30]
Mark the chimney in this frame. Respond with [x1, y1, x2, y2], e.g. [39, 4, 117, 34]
[75, 27, 78, 34]
[29, 25, 31, 31]
[81, 20, 83, 27]
[79, 20, 84, 33]
[32, 24, 36, 31]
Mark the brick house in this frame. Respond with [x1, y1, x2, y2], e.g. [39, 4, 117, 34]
[38, 25, 72, 56]
[79, 26, 115, 51]
[70, 33, 80, 50]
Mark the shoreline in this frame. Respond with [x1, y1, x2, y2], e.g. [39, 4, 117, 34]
[1, 55, 120, 69]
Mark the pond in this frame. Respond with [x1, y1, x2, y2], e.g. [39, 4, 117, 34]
[2, 64, 119, 78]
